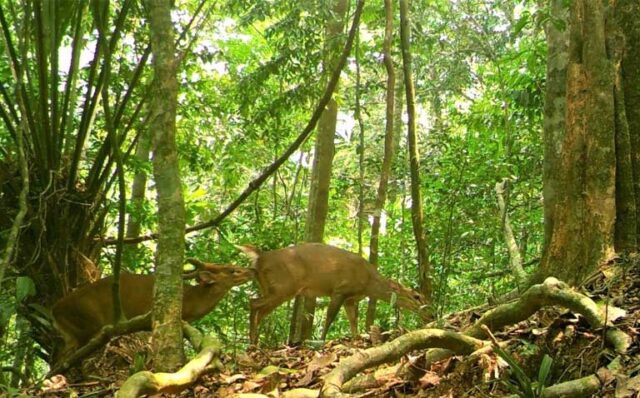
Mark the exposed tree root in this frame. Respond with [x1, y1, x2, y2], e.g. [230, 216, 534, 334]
[504, 373, 604, 398]
[49, 312, 152, 376]
[116, 333, 223, 398]
[464, 277, 630, 352]
[320, 330, 486, 397]
[320, 277, 631, 397]
[49, 312, 213, 379]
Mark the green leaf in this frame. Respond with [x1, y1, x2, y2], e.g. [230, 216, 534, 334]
[536, 354, 553, 395]
[16, 276, 36, 302]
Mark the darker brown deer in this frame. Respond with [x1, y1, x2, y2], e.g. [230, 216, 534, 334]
[239, 243, 428, 344]
[51, 259, 254, 363]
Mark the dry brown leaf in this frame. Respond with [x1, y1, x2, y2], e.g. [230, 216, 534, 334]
[280, 388, 321, 398]
[600, 304, 627, 324]
[418, 371, 441, 388]
[41, 375, 68, 393]
[242, 380, 263, 392]
[615, 373, 640, 398]
[307, 352, 338, 372]
[224, 373, 248, 384]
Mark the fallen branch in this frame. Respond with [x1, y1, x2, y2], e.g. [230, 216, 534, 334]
[320, 329, 486, 397]
[116, 334, 223, 398]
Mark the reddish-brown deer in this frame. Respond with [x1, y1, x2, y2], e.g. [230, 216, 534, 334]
[51, 259, 254, 363]
[238, 243, 428, 344]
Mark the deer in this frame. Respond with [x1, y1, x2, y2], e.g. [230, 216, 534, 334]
[238, 243, 429, 344]
[51, 259, 255, 364]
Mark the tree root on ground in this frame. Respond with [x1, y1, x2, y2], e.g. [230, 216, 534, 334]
[320, 277, 631, 397]
[320, 330, 486, 397]
[49, 312, 152, 376]
[504, 372, 605, 398]
[116, 331, 223, 398]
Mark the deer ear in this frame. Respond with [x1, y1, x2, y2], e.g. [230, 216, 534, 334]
[197, 271, 216, 284]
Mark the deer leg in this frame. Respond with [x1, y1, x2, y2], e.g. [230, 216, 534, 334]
[343, 298, 359, 337]
[250, 295, 287, 344]
[321, 294, 346, 340]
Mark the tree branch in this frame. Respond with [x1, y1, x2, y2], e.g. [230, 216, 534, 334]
[101, 0, 367, 245]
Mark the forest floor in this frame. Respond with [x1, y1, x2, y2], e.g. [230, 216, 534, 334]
[33, 260, 640, 397]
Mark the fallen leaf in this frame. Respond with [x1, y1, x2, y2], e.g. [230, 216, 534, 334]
[224, 373, 248, 384]
[419, 371, 441, 388]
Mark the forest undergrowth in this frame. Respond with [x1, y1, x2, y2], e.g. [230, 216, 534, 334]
[32, 259, 640, 398]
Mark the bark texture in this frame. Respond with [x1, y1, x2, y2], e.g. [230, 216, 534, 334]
[618, 0, 640, 249]
[539, 0, 616, 284]
[542, 0, 569, 250]
[145, 0, 186, 371]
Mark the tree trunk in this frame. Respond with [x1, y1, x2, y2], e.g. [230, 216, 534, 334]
[290, 0, 347, 345]
[542, 0, 569, 251]
[399, 0, 432, 300]
[611, 2, 637, 252]
[145, 0, 186, 371]
[539, 0, 616, 284]
[124, 128, 152, 265]
[365, 0, 396, 330]
[617, 0, 640, 251]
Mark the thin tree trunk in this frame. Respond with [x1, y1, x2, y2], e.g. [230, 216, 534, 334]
[399, 0, 432, 300]
[10, 314, 32, 387]
[495, 179, 526, 287]
[124, 128, 152, 264]
[145, 0, 186, 371]
[291, 0, 347, 344]
[365, 0, 396, 329]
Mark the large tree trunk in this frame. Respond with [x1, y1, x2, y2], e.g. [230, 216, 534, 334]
[617, 0, 640, 252]
[538, 0, 616, 284]
[289, 0, 347, 345]
[611, 1, 637, 252]
[399, 0, 432, 300]
[542, 0, 569, 250]
[145, 0, 186, 371]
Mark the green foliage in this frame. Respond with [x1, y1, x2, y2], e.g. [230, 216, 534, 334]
[496, 348, 553, 398]
[1, 0, 549, 373]
[15, 277, 35, 304]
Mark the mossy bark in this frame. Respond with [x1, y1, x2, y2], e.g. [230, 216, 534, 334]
[618, 0, 640, 249]
[145, 0, 186, 371]
[539, 0, 616, 285]
[542, 0, 569, 249]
